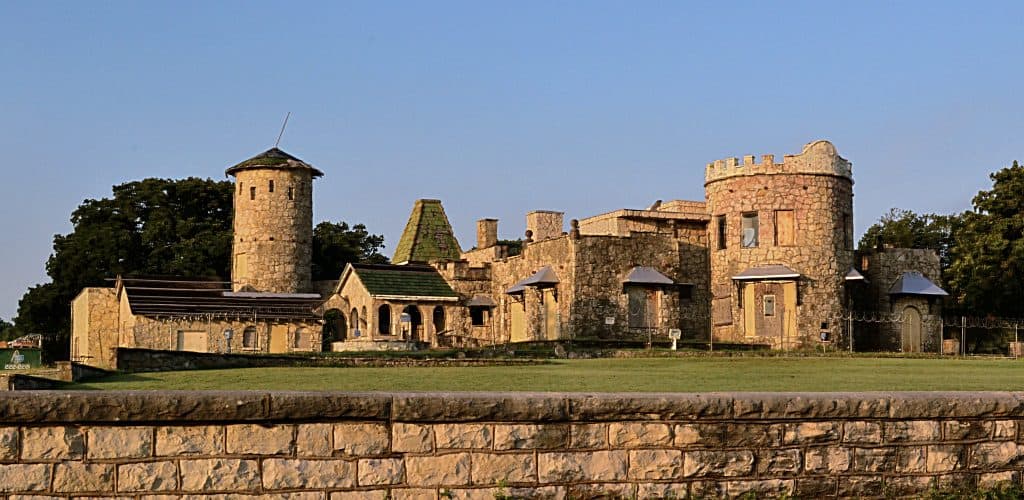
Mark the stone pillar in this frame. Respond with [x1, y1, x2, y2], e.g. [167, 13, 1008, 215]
[477, 219, 498, 249]
[526, 211, 564, 242]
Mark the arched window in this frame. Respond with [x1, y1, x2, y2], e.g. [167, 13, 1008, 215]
[323, 309, 346, 343]
[351, 308, 360, 337]
[433, 306, 446, 334]
[378, 305, 392, 335]
[361, 306, 368, 330]
[242, 326, 257, 349]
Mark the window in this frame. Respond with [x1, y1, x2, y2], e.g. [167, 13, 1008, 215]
[269, 180, 275, 193]
[775, 210, 794, 246]
[861, 255, 870, 271]
[351, 308, 360, 337]
[287, 186, 294, 200]
[470, 307, 488, 326]
[293, 327, 309, 349]
[249, 186, 256, 200]
[763, 295, 776, 316]
[741, 213, 759, 248]
[716, 215, 727, 250]
[242, 327, 257, 349]
[238, 182, 243, 195]
[378, 305, 392, 335]
[627, 287, 659, 329]
[433, 306, 446, 333]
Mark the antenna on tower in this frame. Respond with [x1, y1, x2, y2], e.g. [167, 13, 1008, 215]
[274, 112, 291, 148]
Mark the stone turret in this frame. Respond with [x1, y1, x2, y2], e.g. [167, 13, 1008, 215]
[226, 147, 322, 293]
[705, 140, 855, 347]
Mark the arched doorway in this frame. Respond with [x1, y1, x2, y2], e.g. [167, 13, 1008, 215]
[902, 306, 922, 353]
[323, 309, 347, 347]
[433, 306, 446, 335]
[378, 305, 392, 336]
[403, 305, 423, 341]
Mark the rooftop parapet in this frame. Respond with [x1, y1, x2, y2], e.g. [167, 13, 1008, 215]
[704, 140, 853, 184]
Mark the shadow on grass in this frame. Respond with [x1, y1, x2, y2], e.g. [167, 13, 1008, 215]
[60, 372, 164, 390]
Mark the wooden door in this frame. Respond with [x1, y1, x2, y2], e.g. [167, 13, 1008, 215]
[509, 299, 527, 343]
[902, 306, 922, 353]
[543, 288, 559, 340]
[270, 325, 288, 353]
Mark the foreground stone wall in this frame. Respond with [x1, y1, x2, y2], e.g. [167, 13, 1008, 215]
[1, 392, 1024, 498]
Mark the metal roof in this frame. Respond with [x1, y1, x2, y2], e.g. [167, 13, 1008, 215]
[732, 264, 801, 281]
[465, 294, 497, 307]
[506, 266, 560, 294]
[623, 266, 675, 286]
[845, 268, 867, 281]
[888, 272, 949, 296]
[118, 277, 322, 320]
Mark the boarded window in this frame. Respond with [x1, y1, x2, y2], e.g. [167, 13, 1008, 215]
[242, 326, 257, 349]
[712, 297, 733, 326]
[775, 210, 794, 246]
[716, 215, 727, 250]
[763, 295, 776, 316]
[235, 254, 248, 278]
[741, 213, 759, 248]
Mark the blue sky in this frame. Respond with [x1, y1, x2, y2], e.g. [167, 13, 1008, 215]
[1, 1, 1022, 321]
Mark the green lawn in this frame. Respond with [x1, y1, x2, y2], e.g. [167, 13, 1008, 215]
[68, 357, 1024, 392]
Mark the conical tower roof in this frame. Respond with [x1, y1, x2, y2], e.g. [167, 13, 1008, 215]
[393, 199, 462, 264]
[225, 147, 324, 177]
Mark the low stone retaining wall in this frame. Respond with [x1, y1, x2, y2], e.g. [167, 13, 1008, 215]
[0, 391, 1023, 497]
[116, 348, 546, 373]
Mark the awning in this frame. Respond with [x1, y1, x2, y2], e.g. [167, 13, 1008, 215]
[623, 266, 675, 286]
[465, 294, 497, 307]
[845, 268, 867, 282]
[506, 266, 560, 294]
[888, 272, 949, 296]
[732, 264, 801, 281]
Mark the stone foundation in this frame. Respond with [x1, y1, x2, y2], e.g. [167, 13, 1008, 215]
[0, 392, 1022, 497]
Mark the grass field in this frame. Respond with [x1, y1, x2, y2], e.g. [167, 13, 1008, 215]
[68, 357, 1024, 392]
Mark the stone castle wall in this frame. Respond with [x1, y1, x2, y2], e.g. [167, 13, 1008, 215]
[232, 168, 314, 293]
[70, 288, 120, 369]
[706, 141, 854, 347]
[1, 391, 1023, 498]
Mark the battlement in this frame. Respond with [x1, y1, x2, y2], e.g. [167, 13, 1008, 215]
[704, 140, 853, 184]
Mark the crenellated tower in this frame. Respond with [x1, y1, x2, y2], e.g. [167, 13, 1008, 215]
[704, 140, 854, 348]
[226, 147, 323, 293]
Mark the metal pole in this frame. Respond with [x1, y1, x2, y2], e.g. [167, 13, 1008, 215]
[938, 318, 944, 354]
[848, 313, 854, 353]
[961, 316, 966, 357]
[1015, 324, 1019, 359]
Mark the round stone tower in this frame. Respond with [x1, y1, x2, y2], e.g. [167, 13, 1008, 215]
[226, 147, 323, 293]
[704, 140, 854, 348]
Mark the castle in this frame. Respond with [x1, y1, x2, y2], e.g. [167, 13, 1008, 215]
[71, 140, 946, 368]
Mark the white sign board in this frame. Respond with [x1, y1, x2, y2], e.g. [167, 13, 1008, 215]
[400, 313, 412, 323]
[668, 329, 682, 340]
[604, 316, 616, 325]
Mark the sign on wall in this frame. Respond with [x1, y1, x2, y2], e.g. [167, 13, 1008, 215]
[0, 349, 41, 370]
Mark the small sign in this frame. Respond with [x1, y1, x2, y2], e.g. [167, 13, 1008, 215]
[604, 317, 616, 325]
[400, 313, 412, 323]
[668, 329, 682, 340]
[819, 331, 831, 342]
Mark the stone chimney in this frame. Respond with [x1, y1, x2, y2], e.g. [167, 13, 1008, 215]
[477, 219, 498, 249]
[526, 211, 564, 242]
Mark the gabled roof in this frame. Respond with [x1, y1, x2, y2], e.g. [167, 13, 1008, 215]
[889, 272, 949, 296]
[114, 276, 321, 320]
[623, 266, 675, 286]
[340, 263, 459, 300]
[732, 264, 801, 281]
[507, 266, 560, 294]
[392, 199, 462, 264]
[225, 147, 324, 177]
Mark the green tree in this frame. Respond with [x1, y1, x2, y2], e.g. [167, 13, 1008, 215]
[947, 161, 1024, 317]
[0, 317, 14, 341]
[311, 221, 388, 280]
[858, 208, 961, 272]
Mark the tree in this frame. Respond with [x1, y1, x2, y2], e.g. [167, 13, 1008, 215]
[311, 221, 388, 280]
[946, 161, 1024, 317]
[0, 317, 13, 341]
[858, 208, 961, 272]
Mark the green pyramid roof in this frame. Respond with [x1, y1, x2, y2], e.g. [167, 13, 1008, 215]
[392, 199, 462, 264]
[225, 147, 324, 177]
